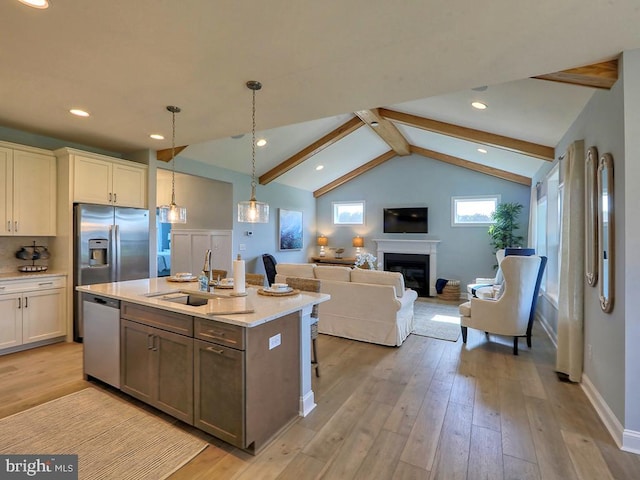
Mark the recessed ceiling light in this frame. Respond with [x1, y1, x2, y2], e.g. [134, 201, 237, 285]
[256, 138, 267, 147]
[69, 109, 90, 117]
[471, 101, 487, 110]
[370, 121, 379, 127]
[315, 165, 324, 171]
[18, 0, 49, 9]
[477, 148, 488, 154]
[150, 134, 164, 140]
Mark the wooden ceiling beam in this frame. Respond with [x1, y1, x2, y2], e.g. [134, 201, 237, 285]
[410, 145, 531, 186]
[533, 58, 619, 90]
[259, 116, 363, 185]
[156, 145, 188, 162]
[355, 108, 410, 155]
[379, 108, 554, 161]
[313, 150, 396, 197]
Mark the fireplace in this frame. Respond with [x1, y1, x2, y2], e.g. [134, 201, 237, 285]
[384, 253, 430, 297]
[374, 239, 440, 296]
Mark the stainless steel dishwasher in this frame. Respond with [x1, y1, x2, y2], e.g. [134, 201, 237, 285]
[83, 293, 120, 388]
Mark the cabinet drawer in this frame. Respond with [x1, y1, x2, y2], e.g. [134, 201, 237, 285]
[121, 302, 193, 336]
[0, 276, 66, 293]
[195, 318, 245, 350]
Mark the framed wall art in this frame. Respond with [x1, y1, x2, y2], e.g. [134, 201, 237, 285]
[279, 209, 303, 250]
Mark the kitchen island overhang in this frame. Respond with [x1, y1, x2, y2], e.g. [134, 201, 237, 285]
[77, 277, 329, 453]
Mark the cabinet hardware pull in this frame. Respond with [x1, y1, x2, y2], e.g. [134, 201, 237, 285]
[38, 282, 54, 287]
[109, 192, 112, 203]
[206, 346, 225, 355]
[25, 297, 28, 308]
[147, 334, 153, 350]
[18, 298, 21, 309]
[206, 330, 226, 337]
[114, 193, 117, 203]
[152, 335, 158, 352]
[7, 221, 10, 232]
[14, 221, 18, 232]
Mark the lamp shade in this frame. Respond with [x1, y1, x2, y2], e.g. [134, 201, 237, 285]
[352, 236, 364, 248]
[317, 236, 328, 247]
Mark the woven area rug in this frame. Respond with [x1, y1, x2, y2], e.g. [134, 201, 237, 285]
[412, 300, 462, 342]
[0, 388, 207, 480]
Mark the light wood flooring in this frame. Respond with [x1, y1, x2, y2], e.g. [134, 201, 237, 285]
[1, 300, 639, 479]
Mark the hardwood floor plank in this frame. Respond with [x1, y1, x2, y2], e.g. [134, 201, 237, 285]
[320, 400, 392, 479]
[234, 424, 317, 480]
[467, 425, 504, 480]
[302, 375, 383, 462]
[499, 377, 538, 463]
[503, 455, 541, 480]
[400, 380, 451, 470]
[428, 401, 473, 480]
[561, 430, 614, 480]
[353, 429, 408, 480]
[525, 396, 579, 480]
[384, 365, 436, 436]
[276, 452, 324, 480]
[473, 373, 501, 432]
[596, 439, 640, 480]
[392, 461, 430, 480]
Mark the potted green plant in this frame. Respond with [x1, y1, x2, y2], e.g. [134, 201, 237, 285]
[488, 202, 524, 253]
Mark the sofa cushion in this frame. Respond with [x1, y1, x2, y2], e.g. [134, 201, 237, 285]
[350, 269, 405, 297]
[314, 265, 352, 282]
[275, 263, 316, 279]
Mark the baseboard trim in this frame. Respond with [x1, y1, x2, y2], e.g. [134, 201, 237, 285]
[581, 374, 624, 448]
[536, 311, 557, 348]
[299, 390, 316, 417]
[622, 429, 640, 454]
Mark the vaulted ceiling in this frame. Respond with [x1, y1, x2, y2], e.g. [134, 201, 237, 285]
[1, 1, 638, 193]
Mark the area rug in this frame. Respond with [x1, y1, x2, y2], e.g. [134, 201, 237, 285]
[412, 300, 462, 342]
[0, 388, 207, 480]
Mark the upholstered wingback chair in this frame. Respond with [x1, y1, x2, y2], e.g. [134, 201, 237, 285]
[459, 255, 542, 355]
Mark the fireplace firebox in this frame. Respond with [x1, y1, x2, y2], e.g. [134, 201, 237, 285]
[384, 253, 430, 297]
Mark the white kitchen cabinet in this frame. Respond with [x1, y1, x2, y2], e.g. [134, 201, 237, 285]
[57, 149, 147, 208]
[0, 275, 66, 354]
[0, 143, 57, 236]
[170, 230, 232, 277]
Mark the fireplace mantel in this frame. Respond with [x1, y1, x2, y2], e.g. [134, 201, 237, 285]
[373, 239, 440, 296]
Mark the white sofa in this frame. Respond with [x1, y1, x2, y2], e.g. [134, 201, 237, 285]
[275, 263, 418, 346]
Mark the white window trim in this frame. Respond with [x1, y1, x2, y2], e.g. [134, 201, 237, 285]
[332, 201, 365, 225]
[451, 194, 501, 227]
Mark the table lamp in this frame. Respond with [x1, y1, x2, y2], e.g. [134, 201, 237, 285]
[317, 235, 328, 257]
[352, 236, 364, 254]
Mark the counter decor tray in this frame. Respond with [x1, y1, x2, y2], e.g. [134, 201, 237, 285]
[167, 275, 198, 282]
[258, 287, 299, 297]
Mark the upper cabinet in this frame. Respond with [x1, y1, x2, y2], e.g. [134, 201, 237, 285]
[0, 143, 56, 236]
[56, 149, 147, 208]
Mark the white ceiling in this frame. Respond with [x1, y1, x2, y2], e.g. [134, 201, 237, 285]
[2, 1, 639, 191]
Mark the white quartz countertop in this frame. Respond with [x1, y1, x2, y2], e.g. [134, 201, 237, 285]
[0, 271, 67, 281]
[76, 278, 329, 328]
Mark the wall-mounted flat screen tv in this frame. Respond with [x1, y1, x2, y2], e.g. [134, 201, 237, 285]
[383, 207, 428, 233]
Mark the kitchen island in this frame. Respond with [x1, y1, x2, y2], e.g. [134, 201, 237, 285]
[77, 277, 329, 453]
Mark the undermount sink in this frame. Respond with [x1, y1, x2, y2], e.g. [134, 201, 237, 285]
[145, 290, 221, 307]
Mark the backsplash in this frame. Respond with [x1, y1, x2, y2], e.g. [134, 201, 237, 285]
[0, 237, 53, 274]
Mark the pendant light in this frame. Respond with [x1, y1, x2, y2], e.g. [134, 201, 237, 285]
[238, 81, 269, 223]
[159, 105, 187, 224]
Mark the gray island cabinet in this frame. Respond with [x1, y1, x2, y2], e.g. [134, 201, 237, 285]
[78, 278, 328, 454]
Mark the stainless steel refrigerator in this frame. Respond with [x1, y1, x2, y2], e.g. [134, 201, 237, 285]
[74, 204, 149, 340]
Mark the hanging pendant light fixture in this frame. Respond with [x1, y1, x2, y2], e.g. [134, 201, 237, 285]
[238, 80, 269, 223]
[159, 105, 187, 224]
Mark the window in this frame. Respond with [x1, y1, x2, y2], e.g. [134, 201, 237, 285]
[451, 195, 500, 226]
[332, 201, 365, 225]
[536, 164, 562, 305]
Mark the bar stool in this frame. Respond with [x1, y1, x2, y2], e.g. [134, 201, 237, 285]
[285, 276, 321, 377]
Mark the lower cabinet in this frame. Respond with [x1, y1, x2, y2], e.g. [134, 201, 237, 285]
[194, 339, 245, 447]
[120, 318, 194, 424]
[0, 276, 66, 352]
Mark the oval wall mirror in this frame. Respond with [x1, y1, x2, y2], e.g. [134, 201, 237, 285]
[597, 153, 614, 313]
[585, 147, 599, 287]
